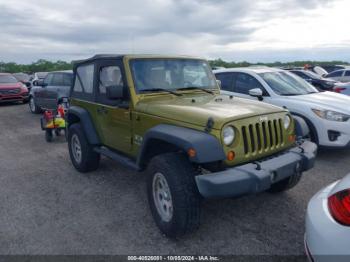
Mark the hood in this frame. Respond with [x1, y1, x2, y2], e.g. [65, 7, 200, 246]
[136, 93, 286, 129]
[288, 91, 350, 113]
[0, 82, 22, 89]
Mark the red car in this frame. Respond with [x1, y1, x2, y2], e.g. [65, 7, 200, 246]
[0, 73, 29, 103]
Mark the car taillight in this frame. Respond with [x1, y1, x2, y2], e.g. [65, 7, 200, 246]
[328, 189, 350, 226]
[334, 87, 346, 93]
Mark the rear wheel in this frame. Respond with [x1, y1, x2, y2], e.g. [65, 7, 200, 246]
[45, 130, 53, 143]
[68, 123, 100, 172]
[29, 97, 41, 114]
[147, 153, 201, 238]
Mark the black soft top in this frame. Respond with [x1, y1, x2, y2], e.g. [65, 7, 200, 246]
[73, 54, 124, 68]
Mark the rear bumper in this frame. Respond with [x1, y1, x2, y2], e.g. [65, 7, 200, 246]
[195, 141, 317, 199]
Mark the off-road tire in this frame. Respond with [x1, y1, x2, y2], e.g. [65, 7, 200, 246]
[147, 152, 201, 238]
[268, 172, 302, 193]
[68, 123, 100, 173]
[29, 96, 41, 114]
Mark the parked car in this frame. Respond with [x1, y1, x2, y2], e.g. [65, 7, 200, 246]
[305, 173, 350, 261]
[29, 71, 73, 114]
[333, 82, 350, 96]
[324, 69, 350, 83]
[31, 72, 48, 86]
[289, 69, 338, 91]
[214, 67, 350, 148]
[0, 73, 29, 104]
[66, 54, 317, 238]
[13, 73, 32, 89]
[322, 65, 350, 73]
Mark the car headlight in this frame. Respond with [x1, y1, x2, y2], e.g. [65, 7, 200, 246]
[284, 115, 292, 129]
[312, 109, 350, 122]
[222, 126, 235, 146]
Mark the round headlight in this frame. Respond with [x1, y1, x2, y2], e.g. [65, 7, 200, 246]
[223, 126, 235, 145]
[284, 115, 291, 129]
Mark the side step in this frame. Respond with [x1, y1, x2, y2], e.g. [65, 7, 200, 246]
[94, 147, 140, 171]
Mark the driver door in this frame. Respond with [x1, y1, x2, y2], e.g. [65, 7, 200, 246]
[93, 60, 132, 154]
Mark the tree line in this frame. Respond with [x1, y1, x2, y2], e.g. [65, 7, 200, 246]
[0, 58, 349, 73]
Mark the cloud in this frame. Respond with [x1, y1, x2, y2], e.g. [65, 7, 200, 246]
[0, 0, 346, 63]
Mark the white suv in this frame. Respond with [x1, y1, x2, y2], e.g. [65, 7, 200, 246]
[214, 67, 350, 148]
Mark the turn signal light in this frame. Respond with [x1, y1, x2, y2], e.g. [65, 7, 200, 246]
[227, 151, 235, 161]
[328, 189, 350, 226]
[187, 148, 196, 158]
[288, 135, 296, 142]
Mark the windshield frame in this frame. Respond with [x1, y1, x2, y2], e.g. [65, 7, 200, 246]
[129, 58, 219, 95]
[259, 71, 319, 96]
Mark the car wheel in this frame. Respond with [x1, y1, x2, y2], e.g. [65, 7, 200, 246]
[268, 171, 302, 193]
[147, 152, 201, 238]
[45, 130, 53, 143]
[68, 123, 100, 173]
[29, 97, 41, 114]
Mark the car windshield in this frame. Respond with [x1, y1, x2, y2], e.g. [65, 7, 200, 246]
[37, 72, 48, 79]
[303, 71, 322, 80]
[130, 59, 217, 94]
[14, 73, 30, 82]
[0, 75, 18, 84]
[259, 71, 318, 96]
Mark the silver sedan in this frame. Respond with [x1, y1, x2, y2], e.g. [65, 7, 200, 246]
[305, 173, 350, 261]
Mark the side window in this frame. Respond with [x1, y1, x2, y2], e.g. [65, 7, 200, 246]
[345, 71, 350, 76]
[215, 73, 233, 91]
[62, 74, 73, 86]
[234, 73, 263, 95]
[293, 71, 307, 79]
[98, 66, 124, 94]
[51, 73, 64, 86]
[75, 64, 94, 94]
[43, 74, 53, 85]
[328, 70, 343, 77]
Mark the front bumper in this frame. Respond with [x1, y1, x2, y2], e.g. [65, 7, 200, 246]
[195, 141, 317, 198]
[0, 93, 29, 103]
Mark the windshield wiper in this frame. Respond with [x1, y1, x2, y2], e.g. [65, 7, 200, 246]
[176, 86, 215, 94]
[280, 93, 300, 96]
[140, 88, 182, 96]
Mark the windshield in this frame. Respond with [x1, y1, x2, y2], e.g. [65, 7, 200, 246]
[130, 59, 217, 93]
[14, 73, 30, 82]
[37, 72, 48, 79]
[304, 70, 322, 80]
[0, 75, 19, 84]
[259, 71, 318, 96]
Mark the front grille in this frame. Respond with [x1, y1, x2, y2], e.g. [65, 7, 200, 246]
[241, 118, 284, 155]
[0, 88, 21, 95]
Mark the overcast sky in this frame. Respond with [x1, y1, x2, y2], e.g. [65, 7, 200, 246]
[0, 0, 349, 63]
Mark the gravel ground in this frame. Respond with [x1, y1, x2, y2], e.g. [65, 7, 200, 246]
[0, 102, 349, 256]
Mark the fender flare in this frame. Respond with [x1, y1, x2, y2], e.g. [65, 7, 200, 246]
[137, 124, 226, 167]
[67, 106, 100, 145]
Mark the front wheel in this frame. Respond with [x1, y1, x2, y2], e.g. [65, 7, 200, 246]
[68, 123, 100, 173]
[147, 153, 201, 238]
[29, 97, 41, 114]
[268, 172, 302, 193]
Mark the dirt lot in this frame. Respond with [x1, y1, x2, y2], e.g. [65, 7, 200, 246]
[0, 102, 349, 255]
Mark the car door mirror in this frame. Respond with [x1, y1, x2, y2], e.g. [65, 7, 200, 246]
[106, 85, 124, 100]
[249, 88, 263, 100]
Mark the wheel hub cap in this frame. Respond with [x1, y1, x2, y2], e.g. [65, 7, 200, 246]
[71, 134, 82, 164]
[152, 172, 173, 222]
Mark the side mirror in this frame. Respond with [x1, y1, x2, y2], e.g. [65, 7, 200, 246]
[249, 88, 263, 100]
[216, 79, 222, 88]
[106, 86, 124, 100]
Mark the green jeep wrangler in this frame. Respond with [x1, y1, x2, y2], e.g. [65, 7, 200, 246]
[67, 54, 317, 237]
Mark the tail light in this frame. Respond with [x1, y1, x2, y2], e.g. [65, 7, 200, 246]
[328, 189, 350, 226]
[334, 87, 346, 93]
